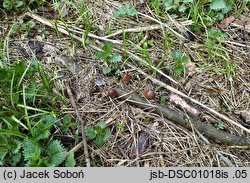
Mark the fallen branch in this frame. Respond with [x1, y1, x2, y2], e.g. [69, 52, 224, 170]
[114, 87, 250, 146]
[26, 11, 250, 134]
[124, 62, 250, 135]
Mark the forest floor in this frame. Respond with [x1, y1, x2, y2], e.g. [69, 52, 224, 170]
[0, 0, 250, 167]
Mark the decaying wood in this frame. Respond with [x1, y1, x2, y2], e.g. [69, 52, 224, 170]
[114, 87, 250, 146]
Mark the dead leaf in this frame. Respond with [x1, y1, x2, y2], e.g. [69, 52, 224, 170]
[186, 61, 196, 77]
[205, 87, 224, 94]
[234, 19, 244, 26]
[138, 132, 150, 155]
[94, 79, 106, 86]
[218, 16, 235, 29]
[169, 94, 200, 117]
[232, 15, 250, 32]
[241, 111, 250, 124]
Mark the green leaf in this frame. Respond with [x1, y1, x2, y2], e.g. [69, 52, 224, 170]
[65, 151, 76, 167]
[47, 140, 66, 167]
[113, 4, 137, 18]
[11, 152, 22, 166]
[63, 115, 71, 124]
[171, 50, 182, 60]
[102, 129, 111, 142]
[164, 1, 173, 11]
[96, 43, 113, 59]
[16, 1, 24, 8]
[95, 121, 106, 131]
[85, 128, 96, 140]
[102, 67, 112, 75]
[210, 0, 227, 10]
[178, 4, 187, 12]
[95, 129, 111, 147]
[107, 53, 122, 63]
[126, 5, 137, 16]
[23, 139, 41, 164]
[160, 96, 168, 105]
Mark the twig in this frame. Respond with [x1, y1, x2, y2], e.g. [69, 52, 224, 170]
[138, 12, 187, 40]
[24, 12, 122, 45]
[114, 87, 250, 146]
[195, 130, 235, 167]
[65, 141, 83, 158]
[26, 11, 250, 134]
[66, 84, 91, 167]
[105, 24, 162, 38]
[224, 41, 250, 49]
[125, 62, 250, 134]
[90, 43, 178, 84]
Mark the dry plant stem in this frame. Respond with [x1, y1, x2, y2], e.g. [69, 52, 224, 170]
[96, 44, 178, 84]
[195, 130, 235, 167]
[137, 31, 149, 47]
[65, 141, 83, 158]
[24, 12, 122, 45]
[225, 41, 250, 49]
[26, 11, 250, 134]
[137, 12, 187, 40]
[105, 24, 162, 38]
[114, 87, 250, 146]
[25, 12, 178, 85]
[66, 84, 91, 167]
[125, 62, 250, 134]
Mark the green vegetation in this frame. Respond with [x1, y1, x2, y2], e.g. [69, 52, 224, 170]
[0, 60, 71, 166]
[113, 4, 137, 18]
[85, 122, 111, 147]
[2, 0, 48, 11]
[170, 50, 190, 79]
[96, 43, 122, 77]
[0, 0, 249, 167]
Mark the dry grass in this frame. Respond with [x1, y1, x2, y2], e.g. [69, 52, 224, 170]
[1, 0, 250, 167]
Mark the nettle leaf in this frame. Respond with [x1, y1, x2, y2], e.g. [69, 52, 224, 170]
[12, 140, 22, 154]
[65, 151, 76, 167]
[85, 128, 97, 140]
[178, 4, 187, 12]
[107, 53, 122, 63]
[171, 50, 182, 60]
[11, 152, 22, 166]
[95, 121, 106, 131]
[23, 139, 41, 163]
[102, 67, 112, 75]
[126, 4, 137, 16]
[47, 140, 66, 167]
[95, 129, 111, 147]
[210, 0, 227, 10]
[102, 129, 111, 142]
[33, 128, 50, 141]
[164, 1, 173, 11]
[113, 4, 137, 18]
[183, 0, 193, 3]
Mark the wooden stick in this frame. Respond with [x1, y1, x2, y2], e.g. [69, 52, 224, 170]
[114, 87, 250, 146]
[125, 62, 250, 134]
[26, 11, 250, 134]
[25, 12, 122, 45]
